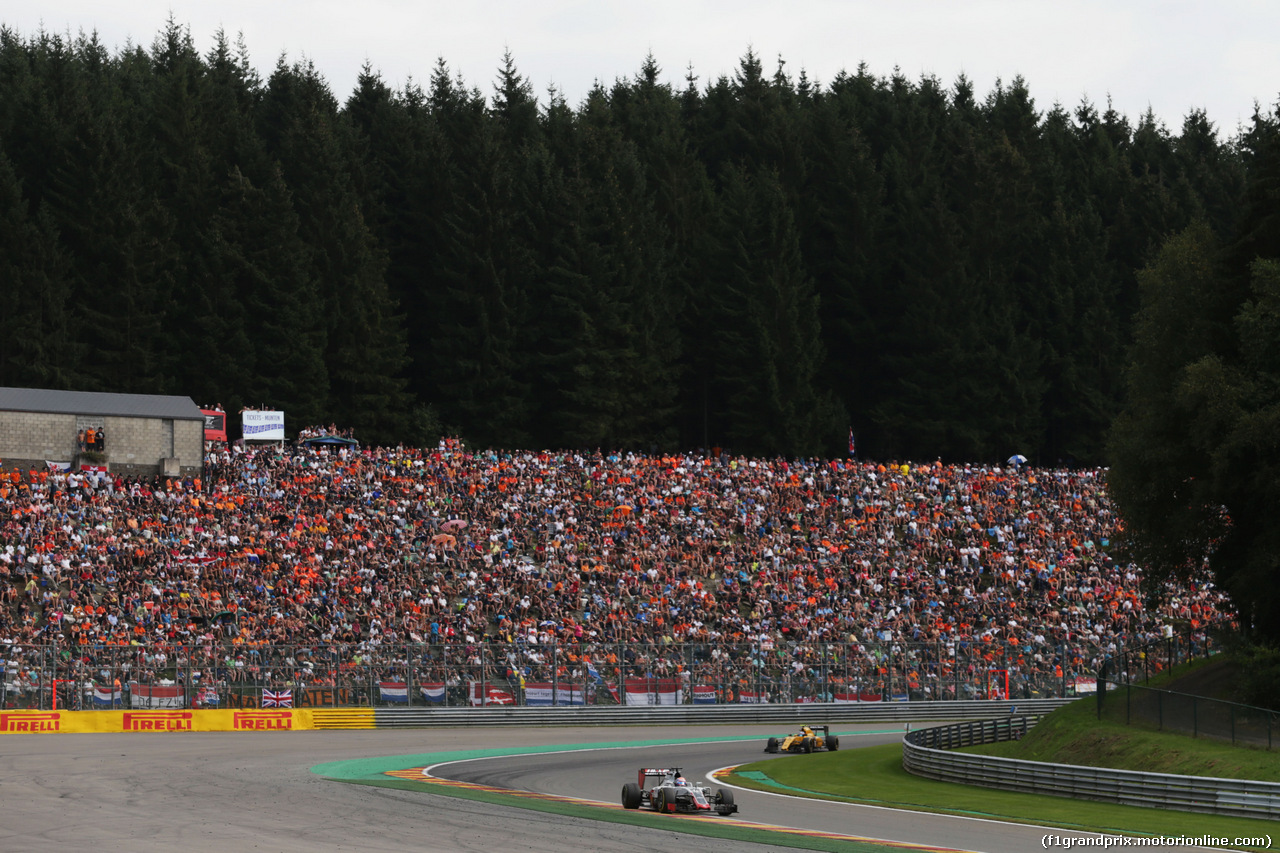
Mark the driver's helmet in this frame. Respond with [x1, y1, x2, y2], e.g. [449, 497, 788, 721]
[674, 776, 687, 786]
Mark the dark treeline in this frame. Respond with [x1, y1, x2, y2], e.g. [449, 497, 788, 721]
[0, 22, 1264, 460]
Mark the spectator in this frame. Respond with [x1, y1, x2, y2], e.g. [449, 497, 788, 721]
[0, 443, 1230, 705]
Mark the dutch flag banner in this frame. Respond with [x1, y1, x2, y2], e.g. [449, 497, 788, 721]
[379, 682, 409, 703]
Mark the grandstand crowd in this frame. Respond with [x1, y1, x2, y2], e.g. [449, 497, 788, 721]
[0, 435, 1230, 705]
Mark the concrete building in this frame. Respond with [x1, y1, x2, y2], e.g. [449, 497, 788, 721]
[0, 387, 203, 476]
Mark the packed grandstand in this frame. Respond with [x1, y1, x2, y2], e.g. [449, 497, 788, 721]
[0, 436, 1227, 709]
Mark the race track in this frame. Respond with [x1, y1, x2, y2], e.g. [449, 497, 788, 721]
[0, 724, 1218, 853]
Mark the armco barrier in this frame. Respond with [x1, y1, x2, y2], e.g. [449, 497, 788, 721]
[902, 718, 1280, 819]
[367, 698, 1075, 728]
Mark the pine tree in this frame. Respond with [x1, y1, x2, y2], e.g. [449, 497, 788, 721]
[0, 152, 78, 387]
[709, 166, 842, 456]
[261, 58, 411, 441]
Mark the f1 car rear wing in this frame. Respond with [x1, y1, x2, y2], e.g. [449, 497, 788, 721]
[638, 767, 683, 787]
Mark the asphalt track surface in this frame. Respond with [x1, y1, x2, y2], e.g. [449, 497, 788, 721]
[0, 723, 1220, 853]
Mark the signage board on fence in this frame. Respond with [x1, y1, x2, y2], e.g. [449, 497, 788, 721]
[241, 410, 285, 442]
[222, 687, 353, 708]
[523, 682, 586, 706]
[615, 677, 682, 705]
[0, 709, 310, 733]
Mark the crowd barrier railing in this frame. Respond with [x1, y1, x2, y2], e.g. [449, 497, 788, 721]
[0, 635, 1177, 711]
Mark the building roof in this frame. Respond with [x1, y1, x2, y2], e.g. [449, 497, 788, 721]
[0, 387, 203, 420]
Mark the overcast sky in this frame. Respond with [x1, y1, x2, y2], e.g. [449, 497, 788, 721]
[7, 1, 1279, 135]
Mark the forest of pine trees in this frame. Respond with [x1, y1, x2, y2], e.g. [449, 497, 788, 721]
[0, 21, 1271, 462]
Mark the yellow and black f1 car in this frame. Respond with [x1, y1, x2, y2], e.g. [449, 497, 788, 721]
[763, 724, 840, 753]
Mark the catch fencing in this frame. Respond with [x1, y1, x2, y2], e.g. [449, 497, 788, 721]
[1097, 632, 1275, 748]
[1, 636, 1113, 711]
[359, 697, 1074, 728]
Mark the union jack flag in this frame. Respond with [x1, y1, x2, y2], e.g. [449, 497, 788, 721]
[262, 689, 293, 708]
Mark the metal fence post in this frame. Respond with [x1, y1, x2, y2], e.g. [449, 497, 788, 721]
[551, 640, 559, 706]
[754, 638, 761, 703]
[1060, 643, 1067, 697]
[618, 639, 626, 706]
[403, 643, 412, 708]
[442, 644, 449, 707]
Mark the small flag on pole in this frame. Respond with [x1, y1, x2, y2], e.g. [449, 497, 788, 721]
[848, 428, 856, 457]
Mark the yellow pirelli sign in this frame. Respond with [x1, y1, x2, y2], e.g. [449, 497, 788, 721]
[0, 709, 350, 733]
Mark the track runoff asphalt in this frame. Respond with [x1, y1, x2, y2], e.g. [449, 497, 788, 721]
[1, 723, 1228, 852]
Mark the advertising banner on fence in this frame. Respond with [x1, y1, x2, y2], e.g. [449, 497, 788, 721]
[833, 691, 884, 703]
[468, 682, 515, 706]
[692, 685, 717, 704]
[241, 410, 285, 442]
[522, 682, 586, 706]
[129, 683, 184, 709]
[0, 709, 312, 734]
[615, 677, 682, 705]
[221, 687, 353, 708]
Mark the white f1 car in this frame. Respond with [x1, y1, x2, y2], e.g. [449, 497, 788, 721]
[621, 767, 737, 815]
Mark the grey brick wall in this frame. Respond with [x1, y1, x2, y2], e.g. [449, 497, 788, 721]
[0, 411, 202, 476]
[0, 411, 77, 462]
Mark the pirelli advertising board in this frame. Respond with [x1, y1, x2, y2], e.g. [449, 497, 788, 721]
[0, 709, 313, 734]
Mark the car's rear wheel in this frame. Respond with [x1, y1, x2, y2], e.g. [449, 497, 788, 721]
[622, 782, 642, 809]
[827, 734, 840, 751]
[654, 788, 667, 813]
[765, 736, 779, 753]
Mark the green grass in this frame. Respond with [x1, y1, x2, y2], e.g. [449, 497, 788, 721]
[728, 662, 1279, 851]
[967, 693, 1280, 781]
[726, 744, 1277, 850]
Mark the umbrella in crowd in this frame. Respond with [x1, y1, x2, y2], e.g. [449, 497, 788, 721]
[431, 533, 457, 546]
[441, 519, 468, 532]
[1008, 454, 1028, 466]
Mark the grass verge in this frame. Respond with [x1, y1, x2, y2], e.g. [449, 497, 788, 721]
[727, 737, 1276, 851]
[966, 693, 1280, 781]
